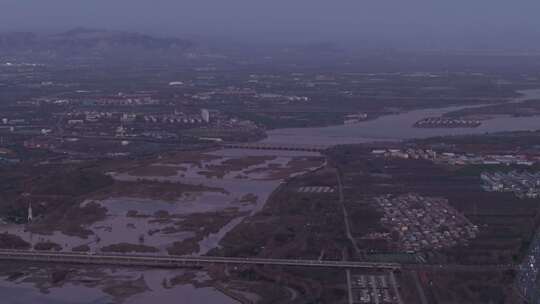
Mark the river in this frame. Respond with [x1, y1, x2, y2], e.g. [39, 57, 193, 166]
[264, 89, 540, 145]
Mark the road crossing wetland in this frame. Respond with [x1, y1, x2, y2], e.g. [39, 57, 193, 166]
[0, 148, 325, 302]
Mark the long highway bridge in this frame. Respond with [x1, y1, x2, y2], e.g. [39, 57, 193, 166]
[0, 250, 516, 272]
[0, 250, 399, 270]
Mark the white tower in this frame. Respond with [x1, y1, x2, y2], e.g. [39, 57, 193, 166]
[27, 202, 33, 222]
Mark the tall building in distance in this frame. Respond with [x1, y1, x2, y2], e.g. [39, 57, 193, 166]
[201, 109, 210, 123]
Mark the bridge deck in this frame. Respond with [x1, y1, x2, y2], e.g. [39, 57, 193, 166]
[0, 250, 515, 272]
[222, 143, 330, 152]
[0, 250, 399, 269]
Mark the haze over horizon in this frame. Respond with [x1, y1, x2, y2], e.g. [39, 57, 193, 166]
[2, 0, 540, 49]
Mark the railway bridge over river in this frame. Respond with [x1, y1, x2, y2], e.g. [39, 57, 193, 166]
[0, 250, 515, 272]
[0, 249, 399, 269]
[222, 142, 330, 152]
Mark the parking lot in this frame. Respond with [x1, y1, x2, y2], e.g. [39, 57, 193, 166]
[350, 272, 402, 304]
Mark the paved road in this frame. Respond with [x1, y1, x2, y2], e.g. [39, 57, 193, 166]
[411, 271, 429, 304]
[0, 249, 401, 269]
[335, 168, 362, 257]
[346, 269, 354, 304]
[403, 264, 516, 272]
[389, 271, 404, 304]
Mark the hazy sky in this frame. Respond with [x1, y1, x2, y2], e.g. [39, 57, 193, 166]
[2, 0, 540, 48]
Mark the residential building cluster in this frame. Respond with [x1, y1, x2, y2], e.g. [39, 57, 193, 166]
[414, 117, 481, 128]
[372, 148, 536, 166]
[257, 93, 310, 102]
[65, 109, 212, 126]
[141, 113, 207, 125]
[297, 186, 335, 193]
[81, 94, 159, 106]
[187, 88, 310, 105]
[481, 171, 540, 198]
[375, 194, 478, 252]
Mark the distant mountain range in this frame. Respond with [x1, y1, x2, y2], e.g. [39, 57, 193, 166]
[0, 28, 193, 63]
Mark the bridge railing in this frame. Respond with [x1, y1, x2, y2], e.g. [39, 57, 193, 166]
[0, 249, 400, 269]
